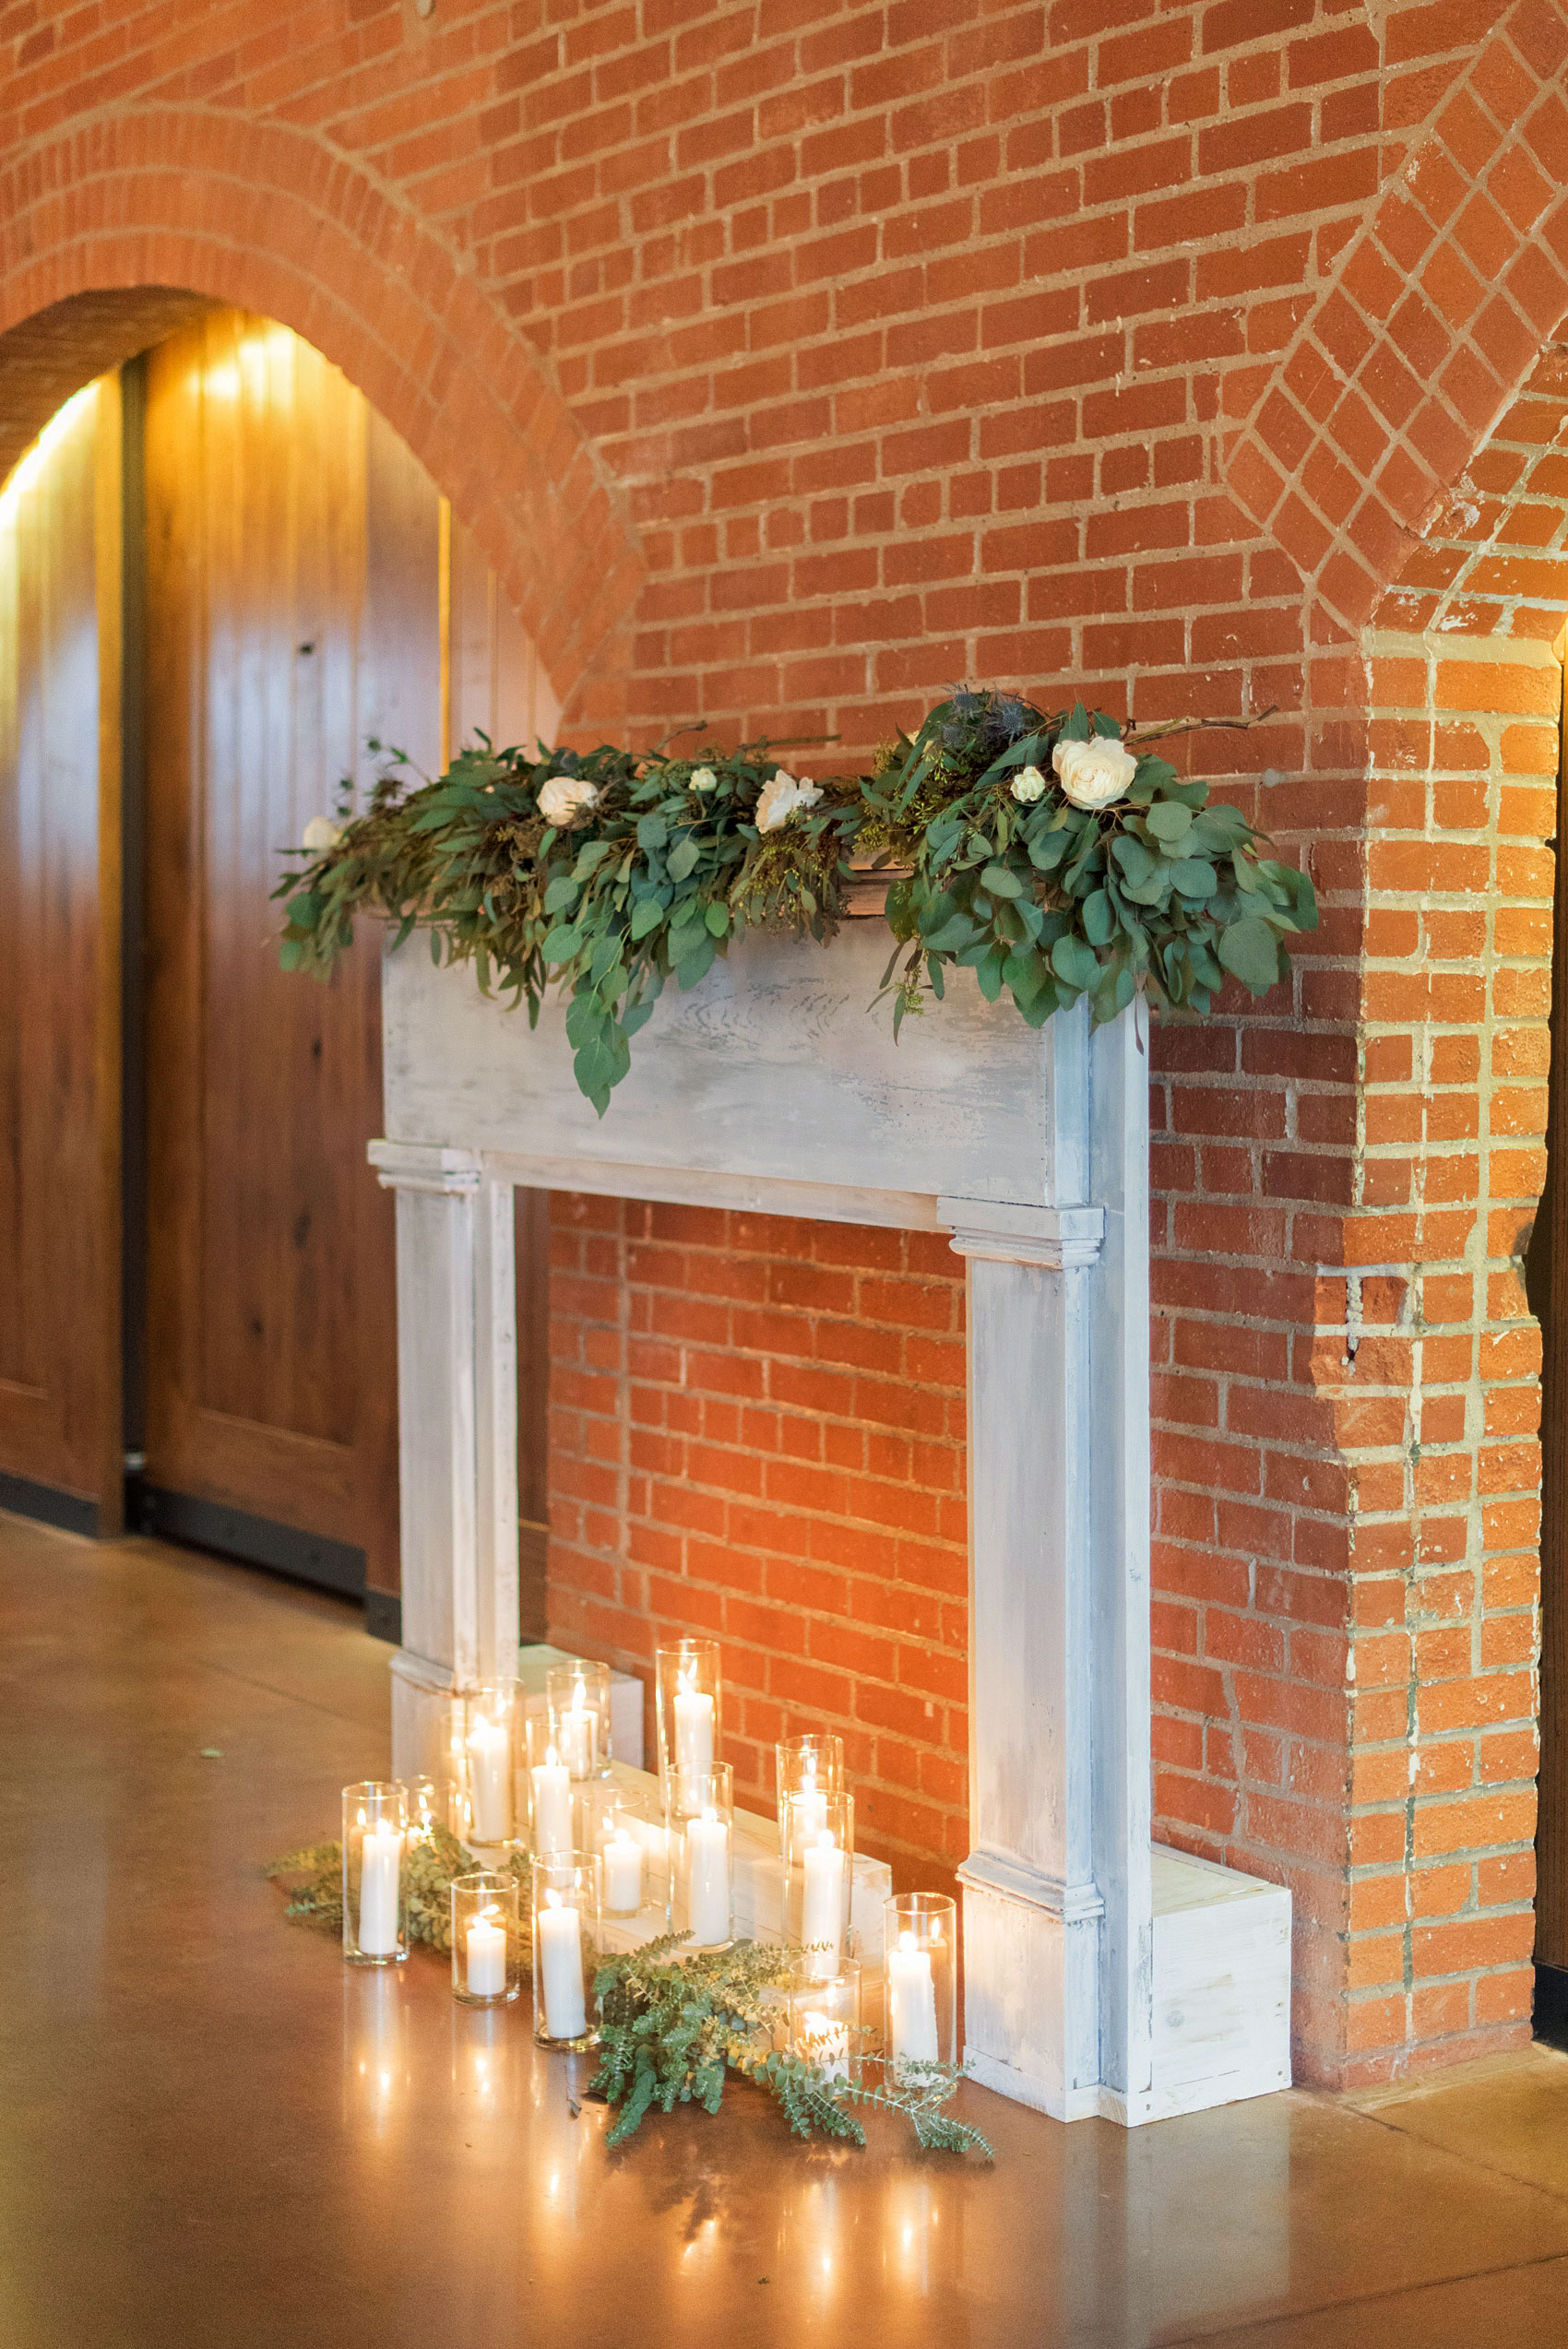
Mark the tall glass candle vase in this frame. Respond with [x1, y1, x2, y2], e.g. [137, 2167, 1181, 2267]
[463, 1680, 524, 1850]
[531, 1853, 601, 2050]
[775, 1732, 846, 1859]
[450, 1870, 523, 2006]
[581, 1782, 666, 1921]
[406, 1774, 468, 1849]
[524, 1712, 576, 1858]
[546, 1659, 612, 1783]
[782, 1959, 861, 2085]
[782, 1787, 854, 1981]
[669, 1761, 733, 1952]
[342, 1782, 410, 1967]
[882, 1893, 957, 2074]
[655, 1638, 722, 1809]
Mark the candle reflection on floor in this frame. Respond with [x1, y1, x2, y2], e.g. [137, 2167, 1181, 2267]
[341, 1970, 410, 2143]
[450, 2003, 522, 2121]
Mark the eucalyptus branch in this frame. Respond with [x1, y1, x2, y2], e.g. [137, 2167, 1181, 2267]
[590, 1940, 992, 2158]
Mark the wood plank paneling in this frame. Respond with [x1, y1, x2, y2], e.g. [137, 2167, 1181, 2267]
[447, 511, 559, 766]
[1533, 698, 1568, 1973]
[0, 378, 122, 1527]
[141, 314, 428, 1598]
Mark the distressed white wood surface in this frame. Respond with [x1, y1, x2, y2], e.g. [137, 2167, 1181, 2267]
[374, 948, 1290, 2128]
[382, 923, 1063, 1216]
[1140, 1845, 1292, 2122]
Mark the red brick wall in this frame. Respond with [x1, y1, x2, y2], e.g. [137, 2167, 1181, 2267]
[7, 0, 1568, 2087]
[544, 1193, 970, 1885]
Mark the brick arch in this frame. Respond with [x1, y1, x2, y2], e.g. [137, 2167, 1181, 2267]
[1222, 0, 1568, 644]
[0, 110, 646, 728]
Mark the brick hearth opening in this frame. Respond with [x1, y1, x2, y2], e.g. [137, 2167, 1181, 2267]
[544, 1195, 969, 1887]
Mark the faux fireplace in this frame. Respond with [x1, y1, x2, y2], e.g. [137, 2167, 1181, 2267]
[370, 921, 1290, 2124]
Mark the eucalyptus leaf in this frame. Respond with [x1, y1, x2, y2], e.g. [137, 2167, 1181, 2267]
[1217, 915, 1284, 992]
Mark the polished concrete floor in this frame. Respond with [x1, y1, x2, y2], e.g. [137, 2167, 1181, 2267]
[7, 1515, 1568, 2347]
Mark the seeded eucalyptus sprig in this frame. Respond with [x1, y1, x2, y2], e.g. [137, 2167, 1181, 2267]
[590, 1936, 993, 2158]
[275, 689, 1314, 1115]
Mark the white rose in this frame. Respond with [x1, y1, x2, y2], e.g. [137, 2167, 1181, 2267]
[1051, 734, 1137, 811]
[537, 773, 600, 827]
[302, 814, 343, 853]
[754, 768, 823, 834]
[1011, 764, 1047, 804]
[690, 765, 719, 793]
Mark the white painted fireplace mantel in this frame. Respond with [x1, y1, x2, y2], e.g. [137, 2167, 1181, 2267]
[370, 920, 1289, 2126]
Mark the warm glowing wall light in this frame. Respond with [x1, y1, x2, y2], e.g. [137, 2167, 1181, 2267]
[0, 383, 99, 531]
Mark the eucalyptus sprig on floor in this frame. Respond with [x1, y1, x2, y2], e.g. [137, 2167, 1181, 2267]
[264, 1824, 523, 1953]
[590, 1936, 993, 2160]
[276, 689, 1314, 1114]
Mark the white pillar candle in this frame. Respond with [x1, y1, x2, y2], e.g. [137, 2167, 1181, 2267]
[603, 1828, 644, 1913]
[887, 1930, 940, 2066]
[358, 1821, 403, 1955]
[466, 1908, 507, 1998]
[801, 1828, 846, 1980]
[538, 1892, 588, 2039]
[674, 1673, 715, 1806]
[796, 1767, 827, 1840]
[530, 1745, 573, 1855]
[467, 1715, 512, 1844]
[686, 1809, 730, 1945]
[561, 1684, 599, 1781]
[798, 2008, 850, 2083]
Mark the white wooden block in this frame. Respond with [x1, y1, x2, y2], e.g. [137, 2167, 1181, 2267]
[1136, 1844, 1292, 2122]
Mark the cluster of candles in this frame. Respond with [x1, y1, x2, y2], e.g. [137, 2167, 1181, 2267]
[340, 1637, 957, 2075]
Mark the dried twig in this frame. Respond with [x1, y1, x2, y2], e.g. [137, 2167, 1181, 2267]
[1122, 703, 1281, 747]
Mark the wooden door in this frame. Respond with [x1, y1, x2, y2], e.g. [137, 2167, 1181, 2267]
[1533, 694, 1568, 2001]
[0, 377, 123, 1533]
[140, 313, 440, 1606]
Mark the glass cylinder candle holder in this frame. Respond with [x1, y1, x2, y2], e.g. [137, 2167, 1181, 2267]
[882, 1893, 958, 2075]
[783, 1787, 854, 1982]
[655, 1638, 722, 1809]
[463, 1680, 524, 1849]
[531, 1852, 601, 2050]
[524, 1711, 577, 1858]
[783, 1958, 861, 2085]
[546, 1659, 612, 1782]
[669, 1760, 733, 1952]
[580, 1782, 667, 1920]
[450, 1870, 523, 2006]
[342, 1782, 410, 1966]
[405, 1774, 469, 1851]
[776, 1732, 845, 1818]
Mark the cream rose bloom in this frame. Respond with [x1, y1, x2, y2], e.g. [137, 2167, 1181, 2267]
[302, 814, 343, 854]
[1052, 734, 1137, 811]
[689, 765, 719, 793]
[1011, 764, 1047, 804]
[754, 767, 822, 834]
[537, 773, 600, 827]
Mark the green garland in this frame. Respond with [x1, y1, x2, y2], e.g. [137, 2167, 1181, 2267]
[265, 1824, 518, 1952]
[276, 689, 1315, 1116]
[591, 1935, 992, 2157]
